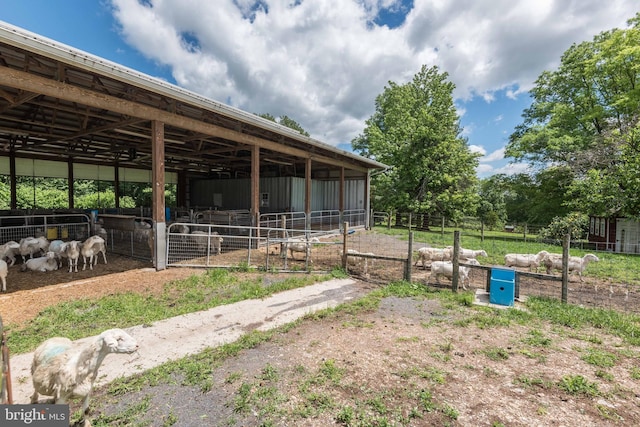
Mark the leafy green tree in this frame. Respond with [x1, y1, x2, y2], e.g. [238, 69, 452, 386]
[477, 175, 508, 229]
[352, 65, 479, 221]
[258, 113, 310, 136]
[506, 13, 640, 218]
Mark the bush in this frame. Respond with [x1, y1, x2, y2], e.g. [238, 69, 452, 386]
[538, 212, 589, 242]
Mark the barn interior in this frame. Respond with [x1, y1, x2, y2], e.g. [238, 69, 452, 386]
[0, 22, 386, 270]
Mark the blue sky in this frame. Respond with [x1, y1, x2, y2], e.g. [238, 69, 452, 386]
[1, 1, 637, 177]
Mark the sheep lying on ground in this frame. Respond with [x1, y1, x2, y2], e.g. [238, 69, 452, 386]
[30, 328, 139, 427]
[504, 250, 549, 272]
[0, 240, 20, 266]
[414, 246, 453, 269]
[21, 251, 58, 272]
[458, 247, 488, 260]
[283, 237, 320, 261]
[190, 230, 224, 255]
[541, 253, 599, 281]
[429, 259, 480, 290]
[81, 235, 107, 271]
[0, 259, 7, 291]
[19, 236, 49, 262]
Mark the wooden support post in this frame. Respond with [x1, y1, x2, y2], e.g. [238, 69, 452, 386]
[562, 233, 570, 303]
[151, 120, 166, 270]
[452, 230, 460, 292]
[406, 231, 413, 282]
[342, 221, 349, 270]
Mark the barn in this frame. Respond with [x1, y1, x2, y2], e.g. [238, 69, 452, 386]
[0, 21, 386, 270]
[588, 215, 640, 254]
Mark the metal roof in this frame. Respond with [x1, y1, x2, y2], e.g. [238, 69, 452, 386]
[0, 21, 386, 178]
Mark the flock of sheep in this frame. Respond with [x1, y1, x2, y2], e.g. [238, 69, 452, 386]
[0, 232, 108, 292]
[415, 245, 600, 288]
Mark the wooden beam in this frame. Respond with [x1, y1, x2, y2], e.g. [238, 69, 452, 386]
[305, 158, 311, 215]
[0, 66, 370, 172]
[251, 145, 259, 224]
[151, 120, 166, 270]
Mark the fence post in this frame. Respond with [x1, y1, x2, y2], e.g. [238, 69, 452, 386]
[441, 216, 445, 236]
[342, 221, 349, 270]
[406, 231, 413, 282]
[408, 212, 412, 232]
[562, 233, 569, 303]
[387, 210, 391, 229]
[452, 230, 460, 292]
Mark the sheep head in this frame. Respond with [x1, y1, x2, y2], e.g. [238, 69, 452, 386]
[100, 329, 139, 354]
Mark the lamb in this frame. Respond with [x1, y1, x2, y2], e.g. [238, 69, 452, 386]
[414, 246, 453, 269]
[429, 259, 480, 290]
[541, 252, 600, 281]
[19, 236, 50, 262]
[0, 259, 7, 292]
[81, 235, 107, 271]
[30, 328, 139, 427]
[504, 250, 549, 272]
[283, 237, 320, 261]
[20, 251, 59, 272]
[458, 247, 488, 260]
[190, 230, 224, 255]
[0, 240, 20, 266]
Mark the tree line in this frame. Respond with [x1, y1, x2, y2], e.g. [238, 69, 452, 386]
[352, 13, 640, 239]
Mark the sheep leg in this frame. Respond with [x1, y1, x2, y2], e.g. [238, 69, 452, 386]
[82, 256, 88, 271]
[100, 250, 107, 265]
[81, 393, 93, 427]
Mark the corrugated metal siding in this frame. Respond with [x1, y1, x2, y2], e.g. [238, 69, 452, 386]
[345, 180, 365, 210]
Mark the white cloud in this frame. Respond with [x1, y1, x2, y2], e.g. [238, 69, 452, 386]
[107, 0, 636, 150]
[468, 144, 485, 155]
[481, 147, 506, 163]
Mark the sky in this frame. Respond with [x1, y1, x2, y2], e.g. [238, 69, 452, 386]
[0, 0, 637, 178]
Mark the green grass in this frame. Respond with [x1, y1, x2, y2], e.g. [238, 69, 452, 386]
[373, 225, 640, 284]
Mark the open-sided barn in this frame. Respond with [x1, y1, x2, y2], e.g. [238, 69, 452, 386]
[0, 21, 386, 270]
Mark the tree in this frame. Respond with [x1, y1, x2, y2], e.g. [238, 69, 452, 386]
[352, 65, 479, 221]
[477, 175, 508, 229]
[506, 13, 640, 218]
[257, 113, 310, 136]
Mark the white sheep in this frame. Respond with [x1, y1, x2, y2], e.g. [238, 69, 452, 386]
[190, 230, 224, 255]
[48, 239, 68, 269]
[429, 259, 480, 290]
[504, 250, 549, 272]
[19, 236, 50, 262]
[542, 253, 600, 281]
[21, 251, 59, 272]
[81, 235, 107, 271]
[458, 247, 488, 260]
[0, 259, 7, 291]
[283, 237, 320, 261]
[414, 246, 453, 269]
[64, 240, 82, 273]
[0, 240, 20, 266]
[341, 248, 375, 276]
[30, 328, 139, 427]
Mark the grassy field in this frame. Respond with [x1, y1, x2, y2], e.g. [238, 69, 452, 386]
[373, 226, 640, 285]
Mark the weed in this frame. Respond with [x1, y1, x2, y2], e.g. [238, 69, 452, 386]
[630, 367, 640, 380]
[523, 329, 552, 347]
[557, 375, 599, 397]
[595, 370, 614, 381]
[483, 346, 510, 361]
[581, 348, 618, 368]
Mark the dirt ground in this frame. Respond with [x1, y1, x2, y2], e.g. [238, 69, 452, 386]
[2, 250, 640, 426]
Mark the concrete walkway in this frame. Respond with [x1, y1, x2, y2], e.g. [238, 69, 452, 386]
[8, 278, 361, 404]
